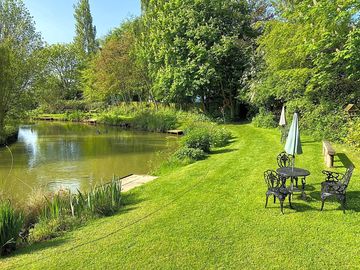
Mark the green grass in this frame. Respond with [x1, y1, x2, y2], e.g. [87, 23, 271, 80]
[1, 124, 360, 269]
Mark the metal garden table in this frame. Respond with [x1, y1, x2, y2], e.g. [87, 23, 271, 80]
[276, 167, 310, 199]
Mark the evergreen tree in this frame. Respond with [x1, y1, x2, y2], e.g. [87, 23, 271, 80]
[73, 0, 97, 58]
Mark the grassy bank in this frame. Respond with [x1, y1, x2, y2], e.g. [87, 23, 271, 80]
[1, 123, 359, 269]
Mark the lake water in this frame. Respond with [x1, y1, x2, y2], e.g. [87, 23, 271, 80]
[0, 122, 178, 200]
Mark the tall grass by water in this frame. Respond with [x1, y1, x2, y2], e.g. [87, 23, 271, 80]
[0, 201, 23, 255]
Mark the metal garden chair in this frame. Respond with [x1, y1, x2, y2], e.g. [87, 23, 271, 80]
[321, 165, 354, 213]
[264, 170, 292, 214]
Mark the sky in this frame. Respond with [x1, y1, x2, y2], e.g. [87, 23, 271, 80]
[23, 0, 141, 44]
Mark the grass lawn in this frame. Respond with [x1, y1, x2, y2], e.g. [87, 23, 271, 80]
[1, 124, 359, 269]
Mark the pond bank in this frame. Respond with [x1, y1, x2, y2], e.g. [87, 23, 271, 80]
[2, 124, 359, 269]
[0, 129, 19, 147]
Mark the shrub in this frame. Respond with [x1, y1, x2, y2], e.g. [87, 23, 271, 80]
[346, 117, 360, 149]
[23, 188, 52, 227]
[174, 147, 206, 161]
[64, 110, 87, 122]
[182, 127, 212, 153]
[286, 100, 348, 142]
[132, 108, 178, 132]
[252, 109, 277, 128]
[0, 200, 23, 255]
[29, 216, 81, 243]
[210, 127, 232, 147]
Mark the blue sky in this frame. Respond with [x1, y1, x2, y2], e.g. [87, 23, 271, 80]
[23, 0, 141, 44]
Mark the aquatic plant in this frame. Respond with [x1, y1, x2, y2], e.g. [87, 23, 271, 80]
[0, 200, 23, 255]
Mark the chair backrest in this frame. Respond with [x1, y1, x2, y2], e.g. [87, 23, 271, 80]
[277, 151, 294, 168]
[341, 165, 354, 188]
[264, 170, 282, 189]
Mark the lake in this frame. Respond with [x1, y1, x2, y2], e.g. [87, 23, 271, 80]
[0, 122, 178, 200]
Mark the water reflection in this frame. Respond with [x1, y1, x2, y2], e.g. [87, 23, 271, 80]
[18, 127, 39, 168]
[0, 122, 178, 201]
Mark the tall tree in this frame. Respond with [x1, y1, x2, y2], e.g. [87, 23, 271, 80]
[140, 0, 254, 118]
[83, 20, 145, 103]
[0, 0, 43, 135]
[33, 44, 82, 110]
[73, 0, 97, 58]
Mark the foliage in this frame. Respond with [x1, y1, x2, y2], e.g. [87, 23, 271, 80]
[0, 0, 43, 133]
[346, 117, 360, 149]
[182, 127, 212, 153]
[252, 109, 277, 128]
[286, 99, 349, 142]
[209, 126, 232, 147]
[83, 20, 146, 104]
[34, 44, 82, 109]
[84, 179, 122, 216]
[132, 108, 178, 132]
[140, 0, 255, 118]
[245, 0, 360, 141]
[28, 216, 81, 243]
[173, 147, 206, 161]
[73, 0, 97, 58]
[0, 200, 23, 256]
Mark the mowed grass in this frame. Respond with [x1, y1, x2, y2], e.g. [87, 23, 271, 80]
[1, 124, 360, 269]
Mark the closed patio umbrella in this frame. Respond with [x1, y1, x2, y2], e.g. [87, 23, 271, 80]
[285, 112, 303, 166]
[279, 106, 287, 126]
[279, 105, 287, 143]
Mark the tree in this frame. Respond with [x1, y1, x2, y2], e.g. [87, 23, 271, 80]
[34, 44, 81, 110]
[140, 0, 254, 118]
[247, 0, 360, 110]
[83, 20, 145, 104]
[73, 0, 97, 59]
[0, 0, 43, 135]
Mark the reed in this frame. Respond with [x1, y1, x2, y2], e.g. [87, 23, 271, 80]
[0, 200, 23, 255]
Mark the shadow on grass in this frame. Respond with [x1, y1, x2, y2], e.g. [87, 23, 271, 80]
[301, 140, 317, 144]
[333, 153, 355, 169]
[211, 148, 238, 155]
[5, 237, 69, 259]
[309, 191, 360, 212]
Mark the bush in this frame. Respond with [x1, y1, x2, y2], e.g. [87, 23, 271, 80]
[0, 200, 23, 255]
[252, 109, 277, 128]
[182, 127, 212, 153]
[287, 100, 348, 142]
[29, 216, 81, 243]
[174, 147, 206, 161]
[132, 108, 178, 132]
[346, 117, 360, 149]
[210, 127, 232, 147]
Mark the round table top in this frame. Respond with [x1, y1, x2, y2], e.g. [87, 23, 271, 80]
[276, 167, 310, 177]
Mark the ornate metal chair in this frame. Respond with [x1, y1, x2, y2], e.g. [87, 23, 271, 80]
[321, 165, 354, 213]
[264, 170, 292, 214]
[277, 151, 294, 168]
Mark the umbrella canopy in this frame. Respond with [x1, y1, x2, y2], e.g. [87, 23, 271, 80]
[285, 112, 303, 156]
[279, 106, 287, 126]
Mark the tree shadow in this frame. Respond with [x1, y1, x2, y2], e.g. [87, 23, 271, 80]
[211, 148, 238, 155]
[309, 191, 360, 212]
[333, 153, 355, 169]
[301, 140, 317, 144]
[121, 192, 144, 207]
[5, 237, 69, 259]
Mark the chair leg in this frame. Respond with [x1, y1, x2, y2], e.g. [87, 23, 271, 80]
[341, 197, 346, 213]
[273, 195, 276, 204]
[321, 198, 325, 211]
[265, 195, 269, 208]
[280, 200, 284, 214]
[288, 194, 293, 209]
